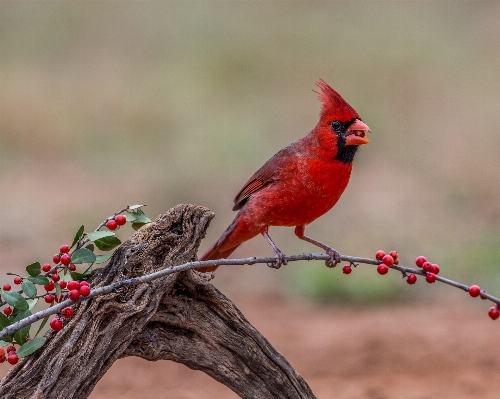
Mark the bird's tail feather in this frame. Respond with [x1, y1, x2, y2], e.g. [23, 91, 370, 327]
[197, 212, 260, 272]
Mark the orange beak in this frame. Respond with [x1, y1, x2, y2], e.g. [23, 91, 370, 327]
[345, 119, 371, 146]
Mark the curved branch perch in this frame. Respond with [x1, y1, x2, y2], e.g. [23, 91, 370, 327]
[0, 205, 316, 399]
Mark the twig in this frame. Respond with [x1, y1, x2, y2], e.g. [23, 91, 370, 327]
[1, 253, 498, 341]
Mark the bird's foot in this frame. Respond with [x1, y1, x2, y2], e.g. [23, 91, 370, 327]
[324, 247, 341, 268]
[268, 249, 288, 269]
[262, 228, 288, 269]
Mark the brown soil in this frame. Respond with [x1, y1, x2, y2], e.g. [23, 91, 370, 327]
[84, 296, 498, 399]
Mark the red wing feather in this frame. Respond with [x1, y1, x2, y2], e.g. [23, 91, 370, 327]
[232, 147, 296, 211]
[232, 164, 276, 211]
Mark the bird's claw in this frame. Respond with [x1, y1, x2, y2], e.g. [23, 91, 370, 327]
[325, 248, 341, 268]
[268, 250, 288, 269]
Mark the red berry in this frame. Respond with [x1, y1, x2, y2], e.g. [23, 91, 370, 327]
[6, 346, 16, 353]
[425, 272, 437, 283]
[68, 289, 80, 301]
[42, 263, 51, 272]
[115, 215, 127, 226]
[389, 251, 398, 259]
[44, 281, 55, 292]
[377, 264, 389, 275]
[468, 285, 480, 298]
[67, 281, 80, 291]
[3, 284, 11, 291]
[13, 277, 22, 285]
[375, 250, 386, 261]
[488, 306, 500, 320]
[61, 307, 74, 318]
[51, 273, 60, 282]
[415, 256, 427, 268]
[7, 353, 19, 365]
[59, 281, 67, 289]
[407, 274, 417, 284]
[480, 291, 488, 300]
[382, 255, 394, 267]
[0, 355, 5, 363]
[3, 306, 12, 316]
[393, 258, 399, 265]
[60, 244, 70, 253]
[422, 262, 432, 272]
[430, 264, 440, 274]
[0, 348, 4, 357]
[50, 318, 63, 331]
[79, 281, 89, 287]
[79, 285, 91, 297]
[69, 264, 76, 272]
[44, 294, 55, 304]
[342, 265, 352, 274]
[53, 254, 61, 264]
[60, 254, 71, 266]
[106, 219, 118, 230]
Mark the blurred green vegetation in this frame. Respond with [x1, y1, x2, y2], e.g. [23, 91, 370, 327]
[1, 2, 500, 304]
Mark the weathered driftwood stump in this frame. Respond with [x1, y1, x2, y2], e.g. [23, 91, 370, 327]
[0, 204, 316, 399]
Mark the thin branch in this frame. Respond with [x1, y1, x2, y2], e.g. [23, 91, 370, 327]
[1, 253, 498, 341]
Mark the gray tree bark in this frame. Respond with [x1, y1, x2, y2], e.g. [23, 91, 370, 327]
[0, 204, 316, 399]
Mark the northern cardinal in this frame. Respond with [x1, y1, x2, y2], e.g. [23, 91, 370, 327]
[199, 80, 371, 272]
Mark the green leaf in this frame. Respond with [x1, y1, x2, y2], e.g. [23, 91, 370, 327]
[71, 248, 96, 264]
[55, 282, 62, 299]
[70, 270, 91, 281]
[27, 298, 38, 311]
[0, 340, 11, 347]
[14, 326, 30, 346]
[17, 337, 46, 358]
[0, 313, 10, 329]
[85, 244, 95, 252]
[13, 310, 32, 346]
[1, 291, 29, 311]
[95, 252, 114, 264]
[129, 209, 151, 231]
[21, 281, 37, 298]
[71, 225, 85, 248]
[132, 222, 148, 231]
[26, 262, 41, 277]
[94, 236, 121, 251]
[28, 275, 50, 286]
[128, 204, 146, 210]
[134, 210, 150, 224]
[126, 212, 140, 222]
[87, 231, 115, 241]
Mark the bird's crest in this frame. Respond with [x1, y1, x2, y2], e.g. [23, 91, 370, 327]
[314, 79, 359, 122]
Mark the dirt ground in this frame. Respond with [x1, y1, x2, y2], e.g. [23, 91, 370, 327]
[82, 296, 498, 399]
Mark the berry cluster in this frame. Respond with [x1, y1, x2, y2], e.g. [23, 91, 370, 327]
[339, 250, 500, 322]
[0, 345, 19, 365]
[105, 214, 126, 231]
[52, 244, 72, 267]
[375, 250, 399, 275]
[414, 255, 440, 283]
[0, 205, 150, 364]
[50, 306, 75, 331]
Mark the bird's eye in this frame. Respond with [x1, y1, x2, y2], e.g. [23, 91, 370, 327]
[331, 120, 341, 133]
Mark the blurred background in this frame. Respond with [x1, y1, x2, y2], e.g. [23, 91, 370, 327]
[1, 1, 500, 398]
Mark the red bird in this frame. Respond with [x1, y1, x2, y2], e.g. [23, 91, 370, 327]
[199, 80, 371, 272]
